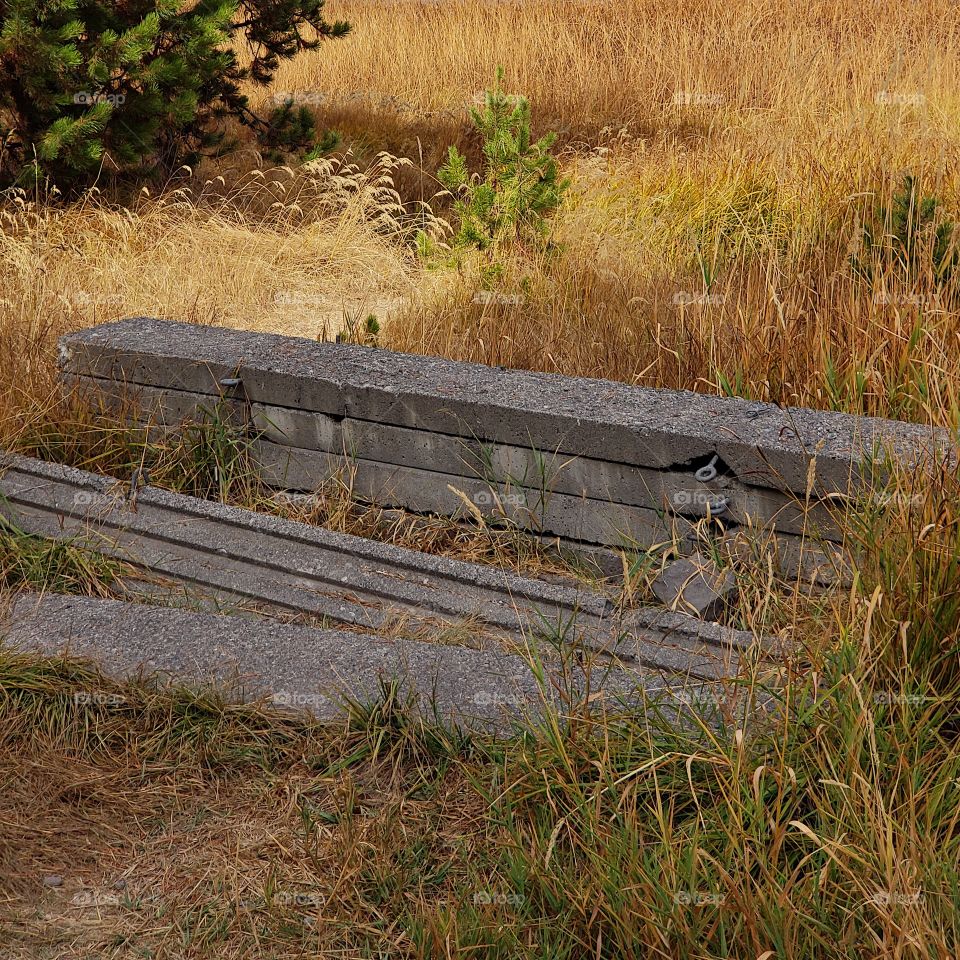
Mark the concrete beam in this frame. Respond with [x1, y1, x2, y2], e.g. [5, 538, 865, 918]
[0, 453, 764, 679]
[252, 439, 685, 549]
[60, 318, 950, 496]
[4, 594, 694, 733]
[67, 374, 843, 542]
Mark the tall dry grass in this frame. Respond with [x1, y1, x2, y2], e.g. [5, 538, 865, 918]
[0, 156, 430, 436]
[273, 0, 957, 139]
[260, 0, 960, 424]
[386, 151, 960, 422]
[3, 0, 959, 426]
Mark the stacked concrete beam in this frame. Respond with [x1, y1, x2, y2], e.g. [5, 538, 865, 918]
[59, 318, 948, 574]
[0, 453, 760, 679]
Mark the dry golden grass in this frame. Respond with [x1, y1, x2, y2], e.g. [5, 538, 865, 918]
[4, 0, 956, 429]
[273, 0, 957, 140]
[2, 2, 960, 955]
[3, 562, 960, 960]
[384, 161, 960, 421]
[0, 662, 490, 958]
[0, 157, 423, 439]
[265, 0, 960, 422]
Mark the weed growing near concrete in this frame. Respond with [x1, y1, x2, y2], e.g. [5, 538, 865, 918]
[2, 592, 958, 955]
[0, 511, 127, 597]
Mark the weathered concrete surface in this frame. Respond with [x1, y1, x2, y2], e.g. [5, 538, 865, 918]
[3, 594, 684, 732]
[0, 453, 764, 679]
[71, 374, 838, 537]
[71, 372, 840, 543]
[60, 318, 949, 496]
[251, 436, 837, 540]
[253, 439, 684, 549]
[651, 554, 738, 621]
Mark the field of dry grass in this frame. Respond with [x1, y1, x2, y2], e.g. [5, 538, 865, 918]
[297, 0, 960, 420]
[3, 0, 960, 427]
[2, 0, 960, 956]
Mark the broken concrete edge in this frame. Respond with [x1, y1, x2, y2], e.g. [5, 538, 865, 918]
[1, 593, 769, 734]
[0, 451, 768, 674]
[59, 318, 954, 495]
[651, 553, 738, 621]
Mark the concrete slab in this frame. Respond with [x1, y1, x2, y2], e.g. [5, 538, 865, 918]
[66, 374, 843, 542]
[252, 439, 685, 548]
[3, 594, 682, 732]
[250, 424, 839, 538]
[0, 453, 764, 679]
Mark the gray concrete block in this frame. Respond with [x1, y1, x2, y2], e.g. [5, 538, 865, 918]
[250, 431, 840, 541]
[251, 439, 685, 549]
[3, 593, 674, 732]
[70, 373, 842, 541]
[63, 374, 248, 429]
[0, 453, 763, 679]
[651, 554, 738, 621]
[616, 605, 751, 676]
[60, 318, 951, 496]
[251, 402, 341, 452]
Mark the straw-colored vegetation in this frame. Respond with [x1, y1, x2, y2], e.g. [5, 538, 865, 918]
[5, 0, 960, 423]
[2, 0, 960, 956]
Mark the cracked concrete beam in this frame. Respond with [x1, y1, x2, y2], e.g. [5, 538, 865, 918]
[59, 318, 950, 496]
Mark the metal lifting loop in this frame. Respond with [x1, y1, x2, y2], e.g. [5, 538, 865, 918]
[707, 496, 728, 517]
[695, 454, 719, 483]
